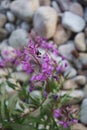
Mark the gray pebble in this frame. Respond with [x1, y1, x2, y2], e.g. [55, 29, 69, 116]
[6, 11, 16, 23]
[80, 98, 87, 124]
[20, 22, 30, 31]
[5, 23, 15, 33]
[62, 11, 86, 32]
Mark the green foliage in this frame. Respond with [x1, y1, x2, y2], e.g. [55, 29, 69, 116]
[0, 76, 76, 130]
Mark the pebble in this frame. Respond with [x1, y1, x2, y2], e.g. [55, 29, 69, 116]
[20, 22, 30, 32]
[80, 98, 87, 124]
[11, 72, 29, 82]
[79, 53, 87, 65]
[84, 7, 87, 22]
[6, 11, 16, 23]
[9, 29, 29, 48]
[10, 0, 39, 21]
[0, 0, 10, 10]
[69, 2, 84, 17]
[78, 0, 87, 6]
[0, 13, 7, 28]
[33, 6, 58, 39]
[85, 27, 87, 37]
[73, 75, 86, 86]
[59, 90, 84, 104]
[56, 0, 71, 11]
[53, 24, 71, 45]
[58, 41, 75, 60]
[5, 23, 15, 33]
[0, 40, 8, 51]
[73, 58, 82, 69]
[63, 79, 78, 90]
[52, 1, 61, 13]
[62, 11, 86, 32]
[74, 32, 86, 51]
[39, 0, 51, 6]
[64, 67, 77, 79]
[83, 84, 87, 97]
[0, 28, 8, 40]
[71, 123, 87, 130]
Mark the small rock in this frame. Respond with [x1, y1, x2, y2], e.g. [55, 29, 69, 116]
[85, 27, 87, 37]
[0, 28, 8, 40]
[63, 79, 78, 90]
[64, 67, 77, 79]
[73, 75, 86, 86]
[59, 90, 84, 104]
[62, 11, 86, 32]
[84, 7, 87, 22]
[56, 0, 71, 11]
[0, 13, 7, 28]
[9, 29, 29, 48]
[58, 41, 75, 60]
[0, 40, 8, 51]
[54, 24, 71, 45]
[83, 84, 87, 97]
[73, 58, 82, 69]
[39, 0, 51, 6]
[5, 23, 15, 33]
[71, 123, 87, 130]
[78, 0, 87, 6]
[80, 98, 87, 124]
[0, 0, 10, 10]
[11, 72, 29, 82]
[69, 2, 84, 17]
[79, 53, 87, 65]
[10, 0, 39, 21]
[52, 1, 61, 13]
[33, 6, 58, 39]
[20, 22, 30, 32]
[6, 11, 16, 23]
[74, 32, 86, 51]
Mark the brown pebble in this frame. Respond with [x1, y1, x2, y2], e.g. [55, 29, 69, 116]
[71, 50, 79, 58]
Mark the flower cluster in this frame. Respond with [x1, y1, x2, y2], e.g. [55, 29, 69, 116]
[0, 35, 78, 130]
[54, 106, 78, 128]
[20, 36, 68, 85]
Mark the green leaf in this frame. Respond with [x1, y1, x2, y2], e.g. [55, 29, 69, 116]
[7, 81, 17, 90]
[11, 123, 36, 130]
[1, 97, 6, 120]
[8, 93, 18, 116]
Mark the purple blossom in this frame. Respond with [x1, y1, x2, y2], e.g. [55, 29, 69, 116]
[54, 109, 61, 118]
[53, 94, 58, 100]
[22, 61, 34, 74]
[0, 59, 6, 68]
[73, 119, 78, 123]
[59, 121, 68, 128]
[29, 85, 34, 92]
[56, 65, 63, 73]
[43, 90, 47, 97]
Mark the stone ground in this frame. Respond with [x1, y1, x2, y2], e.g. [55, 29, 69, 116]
[0, 0, 87, 129]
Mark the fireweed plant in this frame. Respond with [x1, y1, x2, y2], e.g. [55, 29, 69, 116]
[0, 36, 78, 130]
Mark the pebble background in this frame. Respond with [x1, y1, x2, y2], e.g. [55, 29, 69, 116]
[0, 0, 87, 129]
